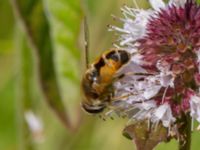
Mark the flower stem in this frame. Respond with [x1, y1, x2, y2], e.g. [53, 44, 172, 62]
[178, 113, 191, 150]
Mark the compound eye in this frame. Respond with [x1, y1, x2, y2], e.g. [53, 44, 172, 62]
[106, 51, 119, 61]
[86, 70, 98, 81]
[92, 70, 98, 77]
[119, 51, 130, 63]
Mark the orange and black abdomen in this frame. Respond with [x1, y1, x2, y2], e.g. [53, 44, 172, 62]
[81, 49, 130, 114]
[97, 50, 130, 84]
[104, 50, 130, 64]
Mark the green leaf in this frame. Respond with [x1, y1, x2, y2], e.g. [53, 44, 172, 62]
[12, 0, 82, 130]
[46, 0, 82, 85]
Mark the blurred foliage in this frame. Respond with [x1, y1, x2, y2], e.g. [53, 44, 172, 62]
[13, 0, 74, 130]
[0, 0, 200, 150]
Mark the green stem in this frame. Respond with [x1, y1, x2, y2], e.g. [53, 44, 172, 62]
[178, 113, 191, 150]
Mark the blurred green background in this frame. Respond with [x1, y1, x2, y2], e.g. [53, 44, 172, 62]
[1, 0, 200, 150]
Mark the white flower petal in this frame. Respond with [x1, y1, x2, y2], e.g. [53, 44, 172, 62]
[131, 54, 144, 65]
[169, 0, 186, 7]
[159, 73, 174, 87]
[152, 103, 175, 127]
[149, 0, 165, 11]
[143, 85, 161, 99]
[130, 100, 156, 118]
[195, 50, 200, 73]
[112, 7, 153, 48]
[190, 94, 200, 123]
[154, 104, 168, 119]
[196, 50, 200, 62]
[141, 100, 156, 110]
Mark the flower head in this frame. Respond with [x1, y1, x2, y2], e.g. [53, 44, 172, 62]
[107, 0, 200, 133]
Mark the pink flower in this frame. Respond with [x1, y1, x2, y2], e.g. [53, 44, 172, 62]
[107, 0, 200, 131]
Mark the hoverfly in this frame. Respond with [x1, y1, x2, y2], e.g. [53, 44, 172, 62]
[81, 17, 131, 114]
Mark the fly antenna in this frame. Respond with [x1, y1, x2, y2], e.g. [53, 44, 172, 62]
[84, 16, 90, 68]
